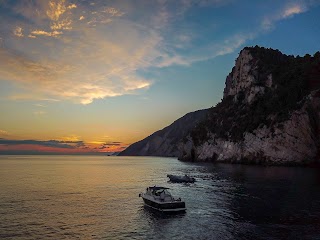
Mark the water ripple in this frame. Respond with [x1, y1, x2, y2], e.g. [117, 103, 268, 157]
[0, 156, 320, 239]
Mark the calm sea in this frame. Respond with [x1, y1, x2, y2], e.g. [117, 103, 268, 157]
[0, 155, 320, 240]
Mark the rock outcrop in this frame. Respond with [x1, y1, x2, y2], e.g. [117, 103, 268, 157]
[120, 46, 320, 165]
[223, 49, 272, 104]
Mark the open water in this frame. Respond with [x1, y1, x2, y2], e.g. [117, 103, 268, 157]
[0, 155, 320, 240]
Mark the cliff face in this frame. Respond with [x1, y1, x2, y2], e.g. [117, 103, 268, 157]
[180, 91, 320, 165]
[223, 49, 272, 104]
[180, 47, 320, 165]
[120, 46, 320, 165]
[118, 109, 208, 157]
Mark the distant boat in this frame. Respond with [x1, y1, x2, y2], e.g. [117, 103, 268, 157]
[167, 174, 196, 183]
[139, 186, 186, 212]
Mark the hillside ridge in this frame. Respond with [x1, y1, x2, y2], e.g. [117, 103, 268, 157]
[120, 46, 320, 165]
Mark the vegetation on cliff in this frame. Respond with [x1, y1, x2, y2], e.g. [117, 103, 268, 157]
[190, 46, 320, 145]
[120, 46, 320, 164]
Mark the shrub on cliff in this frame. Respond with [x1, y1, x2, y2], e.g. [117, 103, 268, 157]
[190, 46, 320, 146]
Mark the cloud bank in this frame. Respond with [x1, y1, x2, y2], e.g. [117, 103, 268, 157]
[0, 139, 84, 149]
[0, 0, 315, 104]
[0, 138, 126, 154]
[0, 0, 155, 104]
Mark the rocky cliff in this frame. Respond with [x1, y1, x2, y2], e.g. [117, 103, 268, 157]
[121, 46, 320, 165]
[181, 46, 320, 165]
[118, 109, 208, 157]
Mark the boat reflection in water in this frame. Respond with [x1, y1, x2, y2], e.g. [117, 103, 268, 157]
[139, 186, 186, 213]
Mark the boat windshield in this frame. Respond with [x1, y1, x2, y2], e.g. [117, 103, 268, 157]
[162, 189, 171, 195]
[152, 189, 171, 196]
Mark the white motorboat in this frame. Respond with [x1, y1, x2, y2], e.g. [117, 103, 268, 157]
[139, 186, 186, 212]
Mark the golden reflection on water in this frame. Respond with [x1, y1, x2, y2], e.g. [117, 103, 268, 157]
[0, 155, 164, 238]
[1, 155, 320, 239]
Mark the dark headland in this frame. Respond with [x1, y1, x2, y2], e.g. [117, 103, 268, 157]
[119, 46, 320, 166]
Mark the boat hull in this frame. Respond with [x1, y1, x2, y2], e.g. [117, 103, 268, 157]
[142, 196, 186, 212]
[167, 174, 195, 183]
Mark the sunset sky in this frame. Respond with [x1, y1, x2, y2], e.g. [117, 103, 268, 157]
[0, 0, 319, 154]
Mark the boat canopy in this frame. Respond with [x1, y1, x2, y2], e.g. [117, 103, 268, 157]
[148, 186, 170, 190]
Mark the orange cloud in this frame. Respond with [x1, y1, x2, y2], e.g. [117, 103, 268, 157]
[13, 26, 24, 37]
[0, 130, 9, 136]
[60, 135, 81, 142]
[46, 0, 76, 21]
[0, 138, 125, 154]
[0, 1, 156, 104]
[67, 4, 77, 10]
[0, 144, 91, 154]
[50, 19, 73, 30]
[31, 30, 63, 37]
[102, 7, 125, 17]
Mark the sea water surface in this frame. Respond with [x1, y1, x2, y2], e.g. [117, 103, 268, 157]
[0, 155, 320, 240]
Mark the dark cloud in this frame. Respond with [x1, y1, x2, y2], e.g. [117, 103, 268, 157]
[103, 142, 122, 146]
[94, 141, 124, 150]
[99, 145, 109, 149]
[0, 139, 84, 149]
